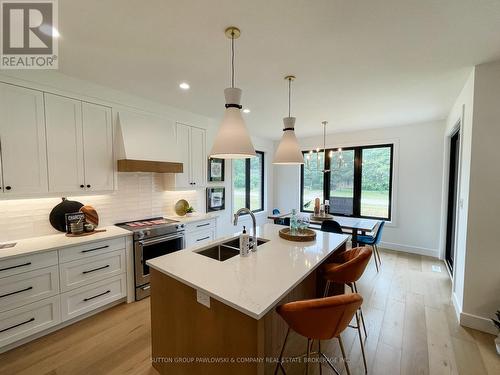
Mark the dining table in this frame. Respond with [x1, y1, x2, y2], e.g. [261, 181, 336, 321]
[267, 212, 381, 247]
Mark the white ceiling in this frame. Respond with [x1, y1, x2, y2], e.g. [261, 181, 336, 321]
[58, 0, 500, 139]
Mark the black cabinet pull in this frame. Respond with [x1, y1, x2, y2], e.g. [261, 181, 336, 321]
[196, 236, 210, 242]
[81, 245, 109, 253]
[0, 262, 31, 272]
[196, 223, 210, 228]
[0, 317, 35, 333]
[86, 184, 91, 188]
[0, 286, 33, 299]
[82, 264, 110, 274]
[5, 186, 11, 190]
[83, 289, 110, 302]
[80, 184, 84, 188]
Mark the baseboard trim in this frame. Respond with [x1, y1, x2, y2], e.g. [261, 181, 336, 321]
[460, 311, 497, 335]
[451, 292, 462, 322]
[379, 241, 439, 258]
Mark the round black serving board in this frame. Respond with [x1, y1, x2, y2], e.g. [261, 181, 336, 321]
[49, 198, 84, 232]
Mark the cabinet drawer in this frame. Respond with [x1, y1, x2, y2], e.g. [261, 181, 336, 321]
[59, 237, 126, 263]
[0, 265, 59, 313]
[185, 219, 215, 233]
[0, 251, 58, 279]
[60, 274, 125, 321]
[59, 250, 125, 292]
[186, 229, 214, 248]
[0, 296, 61, 348]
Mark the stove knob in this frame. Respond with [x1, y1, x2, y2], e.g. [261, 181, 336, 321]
[144, 230, 151, 236]
[177, 224, 185, 230]
[137, 230, 145, 240]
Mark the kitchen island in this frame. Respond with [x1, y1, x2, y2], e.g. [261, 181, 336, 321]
[147, 223, 349, 375]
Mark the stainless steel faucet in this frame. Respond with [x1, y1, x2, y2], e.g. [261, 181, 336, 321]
[233, 208, 257, 252]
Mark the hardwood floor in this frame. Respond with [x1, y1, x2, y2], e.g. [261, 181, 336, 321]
[0, 249, 498, 375]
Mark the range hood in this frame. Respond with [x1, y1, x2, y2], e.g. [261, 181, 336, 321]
[115, 110, 183, 173]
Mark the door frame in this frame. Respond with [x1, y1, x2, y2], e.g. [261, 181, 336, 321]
[444, 128, 460, 274]
[440, 111, 464, 280]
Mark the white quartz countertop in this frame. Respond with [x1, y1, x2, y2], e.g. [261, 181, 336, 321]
[147, 223, 349, 320]
[165, 213, 218, 224]
[0, 226, 131, 260]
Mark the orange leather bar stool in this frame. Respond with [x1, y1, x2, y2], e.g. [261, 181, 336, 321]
[274, 293, 363, 375]
[322, 246, 373, 373]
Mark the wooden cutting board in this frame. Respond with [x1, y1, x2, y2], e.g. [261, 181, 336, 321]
[80, 205, 99, 226]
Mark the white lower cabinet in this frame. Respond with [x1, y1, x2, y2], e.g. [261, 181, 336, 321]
[59, 249, 126, 292]
[60, 274, 126, 322]
[0, 296, 61, 348]
[186, 229, 215, 248]
[0, 250, 58, 279]
[0, 236, 128, 351]
[0, 266, 59, 313]
[185, 218, 217, 247]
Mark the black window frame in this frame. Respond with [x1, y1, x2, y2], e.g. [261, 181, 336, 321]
[300, 144, 393, 220]
[233, 151, 265, 214]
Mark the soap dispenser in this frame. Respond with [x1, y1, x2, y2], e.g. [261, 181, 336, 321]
[240, 226, 250, 257]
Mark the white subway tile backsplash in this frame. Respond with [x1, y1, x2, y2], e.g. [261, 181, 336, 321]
[0, 173, 200, 242]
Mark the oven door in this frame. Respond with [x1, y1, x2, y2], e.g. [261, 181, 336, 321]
[134, 233, 185, 287]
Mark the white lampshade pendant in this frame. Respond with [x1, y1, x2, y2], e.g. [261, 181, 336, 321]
[210, 88, 256, 158]
[210, 27, 256, 159]
[273, 117, 304, 164]
[273, 75, 304, 165]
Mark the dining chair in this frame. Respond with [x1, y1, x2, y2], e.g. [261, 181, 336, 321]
[322, 246, 373, 373]
[356, 221, 385, 271]
[274, 293, 363, 375]
[320, 220, 344, 234]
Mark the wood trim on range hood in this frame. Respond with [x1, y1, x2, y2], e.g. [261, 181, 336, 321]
[117, 159, 183, 173]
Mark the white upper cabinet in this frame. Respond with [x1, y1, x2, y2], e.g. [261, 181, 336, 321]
[82, 102, 113, 191]
[175, 123, 192, 188]
[171, 123, 206, 189]
[0, 83, 48, 195]
[190, 126, 206, 186]
[45, 93, 114, 193]
[45, 93, 85, 192]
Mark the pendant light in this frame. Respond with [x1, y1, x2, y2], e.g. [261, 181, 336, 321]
[273, 75, 304, 165]
[210, 27, 256, 159]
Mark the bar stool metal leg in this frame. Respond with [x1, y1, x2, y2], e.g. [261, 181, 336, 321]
[318, 342, 341, 375]
[318, 340, 323, 375]
[338, 335, 351, 375]
[353, 282, 368, 339]
[305, 338, 311, 375]
[355, 311, 368, 373]
[274, 327, 290, 375]
[323, 280, 331, 297]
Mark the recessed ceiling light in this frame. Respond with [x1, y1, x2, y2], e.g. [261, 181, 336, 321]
[179, 82, 190, 90]
[243, 108, 251, 113]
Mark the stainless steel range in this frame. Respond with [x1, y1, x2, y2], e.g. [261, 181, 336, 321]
[115, 217, 185, 300]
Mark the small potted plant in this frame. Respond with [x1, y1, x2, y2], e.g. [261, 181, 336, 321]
[185, 206, 195, 217]
[492, 310, 500, 354]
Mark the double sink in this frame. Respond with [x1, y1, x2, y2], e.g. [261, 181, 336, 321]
[195, 236, 269, 261]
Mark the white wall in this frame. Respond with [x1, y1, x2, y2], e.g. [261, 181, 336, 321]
[274, 120, 446, 257]
[0, 71, 274, 241]
[450, 62, 500, 334]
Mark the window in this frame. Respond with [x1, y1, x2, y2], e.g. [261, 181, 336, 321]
[301, 144, 393, 220]
[233, 151, 264, 213]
